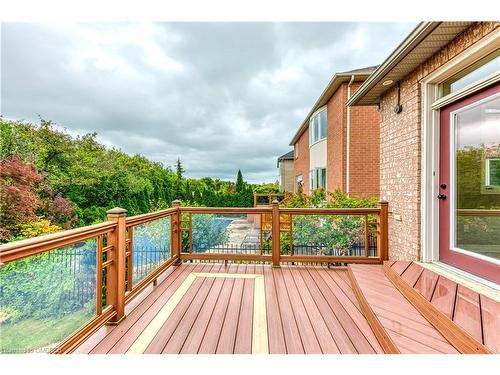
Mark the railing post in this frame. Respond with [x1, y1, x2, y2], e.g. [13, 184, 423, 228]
[378, 201, 389, 261]
[272, 199, 281, 268]
[171, 200, 182, 265]
[106, 207, 127, 324]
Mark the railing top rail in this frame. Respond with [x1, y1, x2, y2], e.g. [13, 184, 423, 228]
[179, 206, 273, 214]
[126, 207, 178, 227]
[279, 207, 381, 215]
[0, 221, 117, 264]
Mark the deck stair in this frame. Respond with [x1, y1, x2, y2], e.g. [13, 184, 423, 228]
[384, 261, 499, 354]
[347, 263, 496, 354]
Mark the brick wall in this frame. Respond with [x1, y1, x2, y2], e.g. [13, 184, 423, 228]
[326, 84, 346, 192]
[326, 82, 380, 198]
[293, 127, 310, 194]
[378, 22, 499, 261]
[348, 82, 380, 198]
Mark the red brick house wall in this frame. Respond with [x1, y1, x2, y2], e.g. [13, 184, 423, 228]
[349, 83, 380, 198]
[378, 22, 499, 261]
[326, 84, 346, 192]
[293, 80, 380, 198]
[293, 128, 310, 194]
[326, 82, 380, 198]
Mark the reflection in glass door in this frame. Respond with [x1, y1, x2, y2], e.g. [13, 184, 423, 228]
[439, 83, 500, 283]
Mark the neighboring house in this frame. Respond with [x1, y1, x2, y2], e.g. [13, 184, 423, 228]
[348, 21, 500, 283]
[290, 66, 380, 197]
[277, 150, 295, 192]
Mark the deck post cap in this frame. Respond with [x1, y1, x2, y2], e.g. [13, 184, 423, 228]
[172, 199, 182, 207]
[272, 199, 280, 205]
[106, 207, 127, 215]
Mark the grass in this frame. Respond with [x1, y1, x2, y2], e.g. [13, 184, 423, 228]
[0, 310, 93, 354]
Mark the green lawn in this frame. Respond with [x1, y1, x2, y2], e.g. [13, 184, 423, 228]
[0, 310, 93, 354]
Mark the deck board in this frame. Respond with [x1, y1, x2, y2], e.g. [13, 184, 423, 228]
[480, 295, 500, 353]
[388, 261, 500, 354]
[430, 276, 458, 319]
[400, 262, 424, 287]
[453, 285, 482, 343]
[286, 266, 340, 353]
[262, 265, 287, 354]
[349, 264, 459, 354]
[143, 264, 217, 353]
[414, 268, 439, 301]
[92, 262, 203, 353]
[296, 267, 357, 353]
[273, 267, 305, 354]
[310, 267, 382, 353]
[76, 262, 474, 354]
[391, 261, 411, 275]
[197, 276, 235, 353]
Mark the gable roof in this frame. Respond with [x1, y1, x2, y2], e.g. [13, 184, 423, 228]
[289, 65, 378, 145]
[347, 22, 473, 106]
[277, 150, 294, 164]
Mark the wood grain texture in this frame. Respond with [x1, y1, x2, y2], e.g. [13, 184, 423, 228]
[347, 265, 400, 354]
[430, 276, 458, 319]
[76, 262, 488, 355]
[480, 295, 500, 353]
[414, 268, 439, 301]
[384, 263, 490, 354]
[453, 285, 482, 343]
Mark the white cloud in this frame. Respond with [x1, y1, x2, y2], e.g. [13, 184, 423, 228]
[1, 22, 416, 183]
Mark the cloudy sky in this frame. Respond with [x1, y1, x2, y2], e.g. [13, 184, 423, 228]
[1, 22, 415, 182]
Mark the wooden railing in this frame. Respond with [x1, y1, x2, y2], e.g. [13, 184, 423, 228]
[0, 206, 178, 354]
[179, 200, 388, 266]
[0, 200, 388, 353]
[253, 192, 288, 207]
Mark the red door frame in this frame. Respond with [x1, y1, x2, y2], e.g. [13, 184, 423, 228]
[439, 82, 500, 284]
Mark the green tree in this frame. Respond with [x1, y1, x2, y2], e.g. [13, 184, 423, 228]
[174, 158, 185, 200]
[236, 169, 244, 192]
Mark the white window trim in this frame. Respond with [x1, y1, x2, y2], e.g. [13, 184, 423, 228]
[309, 167, 327, 191]
[420, 28, 500, 264]
[309, 106, 327, 147]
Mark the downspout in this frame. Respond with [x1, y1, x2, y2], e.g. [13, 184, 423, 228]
[346, 75, 355, 195]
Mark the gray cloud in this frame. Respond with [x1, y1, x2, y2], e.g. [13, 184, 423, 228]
[1, 22, 415, 182]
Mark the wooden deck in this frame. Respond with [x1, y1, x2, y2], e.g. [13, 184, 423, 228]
[74, 263, 383, 354]
[388, 261, 500, 353]
[73, 262, 498, 354]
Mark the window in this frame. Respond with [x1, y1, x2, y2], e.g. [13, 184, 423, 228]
[486, 159, 500, 187]
[309, 107, 327, 145]
[294, 144, 298, 159]
[441, 50, 500, 96]
[309, 168, 326, 190]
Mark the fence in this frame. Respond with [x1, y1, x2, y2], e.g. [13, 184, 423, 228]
[0, 199, 388, 354]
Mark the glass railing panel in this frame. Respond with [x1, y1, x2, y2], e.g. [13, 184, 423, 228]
[0, 238, 98, 353]
[130, 216, 171, 285]
[182, 213, 264, 255]
[288, 214, 374, 257]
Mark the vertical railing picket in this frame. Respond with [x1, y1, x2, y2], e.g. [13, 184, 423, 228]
[377, 201, 389, 261]
[96, 234, 103, 315]
[106, 207, 127, 324]
[272, 200, 281, 268]
[171, 200, 182, 264]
